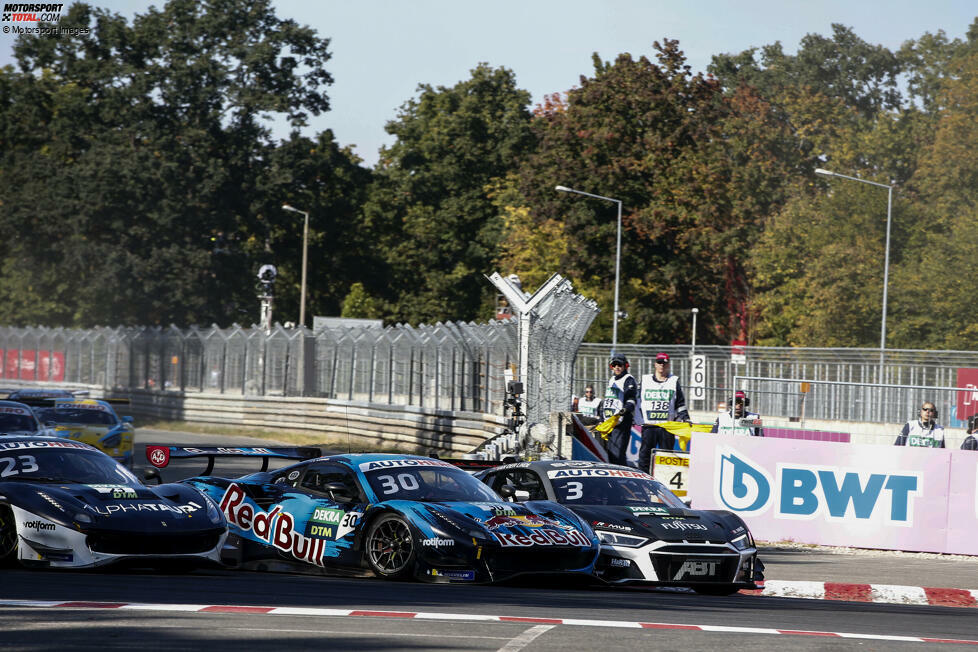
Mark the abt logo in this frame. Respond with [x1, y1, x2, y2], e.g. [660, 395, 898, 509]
[714, 448, 921, 525]
[673, 560, 718, 580]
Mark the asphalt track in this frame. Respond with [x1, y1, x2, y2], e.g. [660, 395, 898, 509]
[1, 430, 975, 651]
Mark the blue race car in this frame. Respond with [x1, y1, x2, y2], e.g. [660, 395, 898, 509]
[149, 448, 600, 583]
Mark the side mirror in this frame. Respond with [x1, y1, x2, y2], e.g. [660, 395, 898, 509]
[122, 416, 134, 423]
[143, 467, 162, 485]
[498, 484, 516, 499]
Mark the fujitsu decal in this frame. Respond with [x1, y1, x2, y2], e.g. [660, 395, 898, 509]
[219, 483, 326, 566]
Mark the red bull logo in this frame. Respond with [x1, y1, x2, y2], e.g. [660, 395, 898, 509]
[482, 513, 558, 530]
[479, 512, 590, 547]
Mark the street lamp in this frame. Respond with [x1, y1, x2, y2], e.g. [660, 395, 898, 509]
[555, 185, 623, 353]
[814, 168, 894, 380]
[281, 204, 310, 328]
[690, 308, 698, 355]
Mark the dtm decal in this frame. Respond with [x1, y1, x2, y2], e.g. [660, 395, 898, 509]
[220, 483, 327, 566]
[715, 447, 921, 525]
[308, 507, 360, 539]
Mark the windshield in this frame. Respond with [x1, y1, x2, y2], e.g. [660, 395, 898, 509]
[362, 461, 501, 502]
[0, 444, 138, 484]
[549, 471, 686, 508]
[35, 406, 118, 426]
[0, 412, 39, 432]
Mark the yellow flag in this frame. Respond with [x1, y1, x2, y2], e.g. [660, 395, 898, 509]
[655, 421, 713, 451]
[592, 414, 621, 440]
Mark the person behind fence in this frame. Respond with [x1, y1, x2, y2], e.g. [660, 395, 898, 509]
[576, 385, 602, 417]
[894, 402, 945, 448]
[711, 390, 763, 437]
[637, 352, 690, 472]
[602, 353, 639, 466]
[962, 416, 978, 450]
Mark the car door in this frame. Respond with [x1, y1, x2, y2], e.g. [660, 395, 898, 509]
[285, 462, 368, 566]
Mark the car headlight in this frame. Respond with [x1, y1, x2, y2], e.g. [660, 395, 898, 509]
[74, 512, 93, 525]
[597, 530, 648, 547]
[203, 496, 224, 525]
[731, 534, 751, 551]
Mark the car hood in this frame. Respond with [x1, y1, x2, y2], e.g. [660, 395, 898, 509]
[3, 480, 215, 529]
[568, 504, 734, 543]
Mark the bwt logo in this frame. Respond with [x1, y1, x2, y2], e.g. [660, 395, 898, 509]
[715, 448, 921, 525]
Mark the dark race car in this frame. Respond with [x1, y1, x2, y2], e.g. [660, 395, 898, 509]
[0, 436, 227, 569]
[149, 448, 600, 583]
[474, 460, 763, 594]
[0, 400, 49, 436]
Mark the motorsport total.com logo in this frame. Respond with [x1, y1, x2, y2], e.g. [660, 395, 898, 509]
[714, 447, 922, 525]
[2, 3, 63, 22]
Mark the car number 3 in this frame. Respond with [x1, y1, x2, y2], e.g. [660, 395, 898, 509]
[565, 481, 583, 500]
[376, 473, 420, 494]
[0, 455, 38, 477]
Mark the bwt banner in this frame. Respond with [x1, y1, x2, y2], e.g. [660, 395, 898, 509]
[0, 349, 66, 382]
[688, 434, 978, 555]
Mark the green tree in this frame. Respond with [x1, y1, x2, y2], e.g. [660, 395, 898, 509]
[360, 64, 536, 325]
[0, 0, 338, 327]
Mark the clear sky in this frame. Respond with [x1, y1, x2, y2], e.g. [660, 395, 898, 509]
[2, 1, 975, 166]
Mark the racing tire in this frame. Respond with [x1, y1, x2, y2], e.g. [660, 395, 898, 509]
[692, 585, 740, 596]
[0, 505, 18, 565]
[365, 514, 417, 580]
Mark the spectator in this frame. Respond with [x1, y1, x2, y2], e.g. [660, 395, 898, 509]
[637, 352, 690, 472]
[894, 402, 946, 448]
[711, 390, 763, 437]
[962, 416, 978, 450]
[576, 385, 602, 418]
[601, 353, 639, 466]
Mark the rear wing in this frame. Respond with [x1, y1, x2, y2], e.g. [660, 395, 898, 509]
[14, 396, 129, 407]
[145, 445, 322, 474]
[442, 458, 505, 474]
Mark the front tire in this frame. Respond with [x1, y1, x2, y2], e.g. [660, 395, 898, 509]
[365, 514, 417, 580]
[0, 505, 18, 565]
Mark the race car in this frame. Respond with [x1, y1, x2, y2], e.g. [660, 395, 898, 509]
[149, 447, 601, 583]
[0, 435, 227, 569]
[474, 460, 763, 594]
[29, 398, 135, 468]
[0, 400, 51, 436]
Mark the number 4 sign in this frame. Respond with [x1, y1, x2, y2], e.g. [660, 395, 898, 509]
[651, 450, 690, 497]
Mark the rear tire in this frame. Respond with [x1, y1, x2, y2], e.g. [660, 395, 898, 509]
[365, 514, 417, 580]
[0, 505, 18, 565]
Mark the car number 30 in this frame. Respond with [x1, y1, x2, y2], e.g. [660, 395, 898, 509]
[0, 455, 39, 477]
[376, 473, 420, 494]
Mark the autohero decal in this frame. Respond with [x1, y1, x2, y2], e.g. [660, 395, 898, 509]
[358, 458, 456, 471]
[0, 440, 89, 451]
[219, 483, 327, 566]
[714, 446, 922, 524]
[547, 468, 651, 479]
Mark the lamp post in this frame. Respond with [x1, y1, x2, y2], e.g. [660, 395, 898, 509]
[555, 185, 623, 353]
[814, 168, 894, 380]
[690, 308, 698, 355]
[281, 204, 310, 328]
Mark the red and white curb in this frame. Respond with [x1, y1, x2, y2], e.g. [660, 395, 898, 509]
[1, 599, 976, 646]
[742, 581, 978, 608]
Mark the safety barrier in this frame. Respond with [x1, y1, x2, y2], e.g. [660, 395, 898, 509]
[688, 433, 978, 555]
